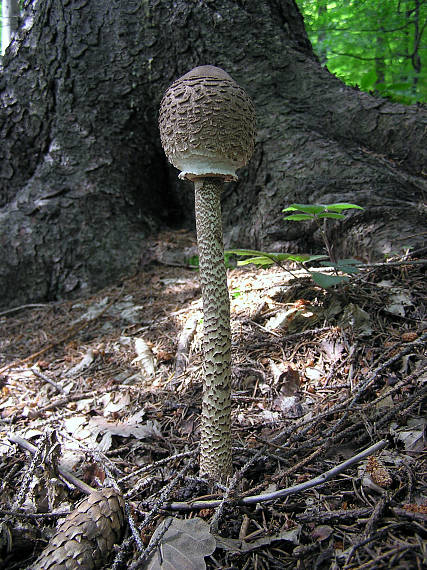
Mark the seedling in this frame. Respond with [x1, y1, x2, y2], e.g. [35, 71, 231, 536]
[187, 255, 199, 269]
[231, 287, 243, 299]
[227, 203, 364, 289]
[188, 253, 238, 271]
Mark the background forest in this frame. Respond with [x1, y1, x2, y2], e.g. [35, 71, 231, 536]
[296, 0, 426, 104]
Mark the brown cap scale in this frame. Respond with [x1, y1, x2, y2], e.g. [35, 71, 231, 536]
[159, 66, 255, 483]
[159, 65, 255, 181]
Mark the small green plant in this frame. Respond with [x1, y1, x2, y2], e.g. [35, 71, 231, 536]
[188, 253, 235, 270]
[227, 203, 364, 289]
[231, 287, 243, 299]
[384, 245, 413, 261]
[223, 252, 236, 269]
[187, 254, 200, 269]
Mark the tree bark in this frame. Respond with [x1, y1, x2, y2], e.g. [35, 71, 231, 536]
[0, 0, 426, 309]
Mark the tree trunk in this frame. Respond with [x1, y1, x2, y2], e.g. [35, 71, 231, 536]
[0, 0, 426, 309]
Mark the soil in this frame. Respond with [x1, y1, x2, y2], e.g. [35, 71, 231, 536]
[0, 230, 426, 569]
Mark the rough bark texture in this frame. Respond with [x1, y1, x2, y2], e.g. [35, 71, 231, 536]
[0, 0, 426, 308]
[195, 178, 232, 483]
[0, 0, 176, 308]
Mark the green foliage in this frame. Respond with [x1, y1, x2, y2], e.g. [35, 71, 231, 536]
[187, 253, 237, 270]
[296, 0, 427, 104]
[282, 203, 363, 287]
[320, 259, 361, 274]
[187, 255, 199, 269]
[223, 252, 236, 269]
[310, 272, 350, 288]
[227, 203, 364, 289]
[231, 287, 242, 299]
[225, 249, 327, 269]
[283, 203, 363, 219]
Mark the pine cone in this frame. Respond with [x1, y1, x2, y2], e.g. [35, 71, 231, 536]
[32, 487, 125, 569]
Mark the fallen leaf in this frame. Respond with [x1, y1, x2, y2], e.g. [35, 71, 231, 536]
[89, 417, 163, 440]
[339, 304, 372, 336]
[146, 517, 216, 570]
[305, 367, 324, 381]
[265, 309, 299, 331]
[270, 362, 300, 394]
[272, 395, 304, 418]
[101, 391, 131, 415]
[65, 348, 95, 377]
[215, 527, 301, 553]
[320, 338, 344, 361]
[312, 525, 333, 541]
[106, 295, 144, 323]
[132, 338, 156, 377]
[71, 297, 109, 324]
[377, 281, 414, 317]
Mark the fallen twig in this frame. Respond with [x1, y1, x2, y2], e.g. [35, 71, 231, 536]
[325, 332, 427, 438]
[8, 433, 95, 495]
[210, 450, 265, 533]
[164, 439, 388, 511]
[0, 303, 49, 317]
[31, 365, 65, 394]
[296, 506, 373, 524]
[128, 461, 193, 569]
[120, 449, 198, 487]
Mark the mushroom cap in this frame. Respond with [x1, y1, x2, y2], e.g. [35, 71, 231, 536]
[159, 65, 256, 181]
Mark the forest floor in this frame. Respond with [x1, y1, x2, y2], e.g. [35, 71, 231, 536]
[0, 230, 426, 570]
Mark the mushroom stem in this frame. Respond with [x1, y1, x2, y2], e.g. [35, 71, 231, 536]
[194, 177, 232, 483]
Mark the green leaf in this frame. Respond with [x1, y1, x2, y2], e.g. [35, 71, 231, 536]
[226, 250, 317, 264]
[310, 272, 350, 288]
[269, 253, 304, 262]
[237, 253, 311, 266]
[316, 213, 346, 220]
[323, 203, 364, 212]
[319, 259, 360, 274]
[187, 255, 199, 269]
[225, 249, 274, 257]
[283, 214, 314, 221]
[231, 288, 242, 298]
[339, 267, 360, 275]
[227, 249, 329, 270]
[280, 253, 320, 263]
[360, 70, 378, 91]
[304, 254, 329, 263]
[335, 259, 360, 274]
[283, 204, 327, 215]
[296, 0, 425, 106]
[237, 257, 276, 267]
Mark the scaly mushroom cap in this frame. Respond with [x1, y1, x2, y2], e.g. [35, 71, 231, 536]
[159, 65, 256, 181]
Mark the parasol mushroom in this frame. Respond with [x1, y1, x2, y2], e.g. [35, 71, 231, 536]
[159, 65, 255, 482]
